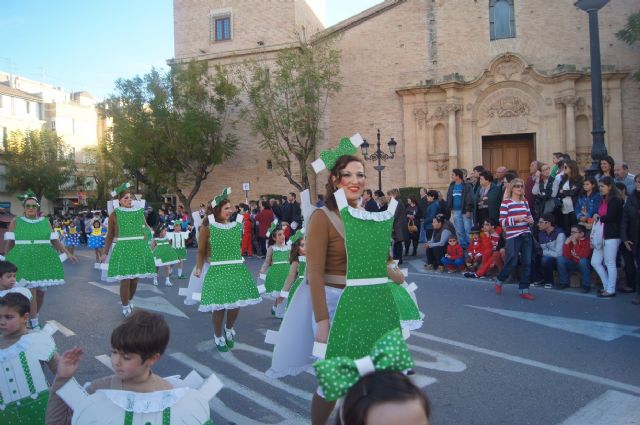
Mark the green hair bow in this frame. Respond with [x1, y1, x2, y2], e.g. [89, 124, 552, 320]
[265, 219, 279, 237]
[311, 134, 364, 174]
[211, 187, 231, 208]
[288, 229, 304, 245]
[172, 219, 183, 226]
[313, 328, 414, 401]
[111, 182, 131, 198]
[17, 189, 39, 205]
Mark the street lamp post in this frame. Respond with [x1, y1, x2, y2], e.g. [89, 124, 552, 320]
[359, 129, 397, 192]
[575, 0, 610, 177]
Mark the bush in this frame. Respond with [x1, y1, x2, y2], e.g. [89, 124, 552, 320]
[399, 187, 422, 203]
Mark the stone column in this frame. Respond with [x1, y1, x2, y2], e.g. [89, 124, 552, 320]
[446, 103, 461, 169]
[564, 96, 577, 159]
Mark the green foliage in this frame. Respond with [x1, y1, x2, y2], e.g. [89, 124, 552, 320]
[4, 129, 76, 201]
[616, 11, 640, 81]
[399, 187, 422, 204]
[240, 38, 342, 191]
[82, 140, 124, 209]
[99, 62, 239, 213]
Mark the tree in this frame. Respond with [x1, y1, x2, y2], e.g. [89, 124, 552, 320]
[616, 11, 640, 81]
[4, 129, 76, 201]
[82, 140, 123, 209]
[240, 38, 342, 191]
[100, 62, 239, 213]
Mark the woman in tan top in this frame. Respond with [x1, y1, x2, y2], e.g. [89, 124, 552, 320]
[308, 154, 404, 425]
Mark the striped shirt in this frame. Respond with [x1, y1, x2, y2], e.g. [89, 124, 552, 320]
[499, 199, 532, 239]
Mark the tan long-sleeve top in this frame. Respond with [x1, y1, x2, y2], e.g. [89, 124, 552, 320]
[307, 209, 347, 323]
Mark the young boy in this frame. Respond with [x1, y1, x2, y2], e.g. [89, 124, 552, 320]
[465, 219, 504, 279]
[1, 292, 58, 424]
[46, 310, 221, 424]
[556, 224, 592, 292]
[0, 260, 32, 301]
[441, 236, 464, 273]
[465, 226, 483, 271]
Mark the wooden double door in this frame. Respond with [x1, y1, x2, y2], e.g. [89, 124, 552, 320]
[482, 134, 535, 178]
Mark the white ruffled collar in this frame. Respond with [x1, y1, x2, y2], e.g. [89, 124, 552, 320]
[334, 189, 397, 221]
[210, 220, 239, 230]
[96, 387, 188, 413]
[0, 333, 33, 362]
[271, 244, 290, 252]
[19, 216, 45, 224]
[298, 256, 306, 262]
[116, 205, 143, 212]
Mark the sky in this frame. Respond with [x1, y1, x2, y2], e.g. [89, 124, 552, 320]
[1, 0, 382, 101]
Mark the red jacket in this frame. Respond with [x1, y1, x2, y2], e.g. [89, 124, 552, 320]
[562, 238, 591, 263]
[478, 233, 494, 256]
[256, 209, 275, 238]
[446, 244, 464, 260]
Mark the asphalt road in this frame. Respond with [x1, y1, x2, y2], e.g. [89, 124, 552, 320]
[38, 246, 640, 424]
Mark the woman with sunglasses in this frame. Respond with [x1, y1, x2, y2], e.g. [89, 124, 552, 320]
[495, 179, 535, 300]
[4, 190, 77, 329]
[591, 176, 624, 298]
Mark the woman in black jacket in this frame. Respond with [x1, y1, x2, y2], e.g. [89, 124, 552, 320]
[616, 182, 638, 294]
[592, 176, 624, 298]
[557, 160, 583, 235]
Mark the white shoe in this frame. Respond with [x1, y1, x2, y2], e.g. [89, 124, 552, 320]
[165, 279, 173, 287]
[153, 278, 159, 286]
[122, 305, 132, 317]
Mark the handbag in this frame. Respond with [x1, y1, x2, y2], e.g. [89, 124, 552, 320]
[408, 219, 418, 233]
[543, 198, 562, 215]
[590, 220, 604, 250]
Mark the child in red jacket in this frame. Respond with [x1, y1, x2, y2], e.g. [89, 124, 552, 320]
[465, 218, 504, 279]
[441, 236, 464, 273]
[557, 224, 592, 292]
[465, 226, 484, 271]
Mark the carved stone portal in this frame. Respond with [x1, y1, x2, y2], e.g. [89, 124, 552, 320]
[480, 89, 537, 134]
[429, 156, 449, 178]
[414, 107, 428, 130]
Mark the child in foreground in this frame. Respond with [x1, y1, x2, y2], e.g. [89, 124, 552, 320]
[46, 310, 221, 425]
[0, 292, 59, 424]
[0, 260, 31, 300]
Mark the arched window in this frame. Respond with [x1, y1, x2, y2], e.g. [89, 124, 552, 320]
[490, 0, 516, 40]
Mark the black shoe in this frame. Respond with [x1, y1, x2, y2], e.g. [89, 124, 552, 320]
[463, 272, 477, 278]
[597, 292, 616, 298]
[620, 287, 635, 294]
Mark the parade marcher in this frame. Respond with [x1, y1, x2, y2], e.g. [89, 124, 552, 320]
[151, 223, 180, 287]
[5, 189, 77, 329]
[46, 310, 223, 425]
[169, 219, 189, 279]
[193, 188, 262, 352]
[100, 183, 157, 317]
[87, 218, 107, 263]
[259, 220, 291, 318]
[239, 203, 254, 257]
[277, 229, 306, 311]
[495, 179, 536, 300]
[62, 218, 81, 255]
[306, 135, 407, 425]
[0, 292, 59, 424]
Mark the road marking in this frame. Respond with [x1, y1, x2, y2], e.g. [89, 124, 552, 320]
[170, 352, 309, 424]
[88, 281, 188, 318]
[46, 320, 75, 337]
[411, 331, 640, 395]
[88, 281, 164, 295]
[95, 354, 114, 371]
[407, 344, 467, 372]
[467, 305, 640, 341]
[558, 390, 640, 425]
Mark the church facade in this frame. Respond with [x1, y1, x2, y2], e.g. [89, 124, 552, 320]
[172, 0, 640, 202]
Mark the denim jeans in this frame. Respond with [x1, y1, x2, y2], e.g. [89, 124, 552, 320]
[452, 210, 472, 248]
[591, 238, 621, 294]
[541, 256, 558, 285]
[441, 257, 465, 269]
[419, 219, 426, 243]
[557, 257, 591, 289]
[497, 233, 533, 292]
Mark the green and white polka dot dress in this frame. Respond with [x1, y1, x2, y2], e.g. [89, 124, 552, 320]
[287, 257, 306, 307]
[325, 189, 402, 360]
[153, 237, 180, 266]
[264, 245, 291, 297]
[389, 281, 424, 331]
[5, 217, 65, 288]
[170, 231, 189, 261]
[199, 215, 262, 312]
[106, 207, 157, 281]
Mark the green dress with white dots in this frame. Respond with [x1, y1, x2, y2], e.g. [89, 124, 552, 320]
[5, 217, 65, 288]
[106, 207, 157, 281]
[153, 238, 180, 266]
[324, 189, 402, 360]
[264, 245, 291, 297]
[287, 257, 306, 307]
[198, 215, 262, 312]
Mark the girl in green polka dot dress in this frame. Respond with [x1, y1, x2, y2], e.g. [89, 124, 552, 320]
[259, 222, 291, 317]
[194, 191, 262, 353]
[151, 224, 180, 287]
[276, 230, 306, 312]
[5, 190, 77, 329]
[100, 184, 157, 317]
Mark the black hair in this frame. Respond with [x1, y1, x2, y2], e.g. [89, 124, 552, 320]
[599, 176, 621, 199]
[374, 189, 385, 198]
[452, 168, 464, 180]
[426, 190, 439, 199]
[553, 152, 565, 158]
[289, 192, 297, 199]
[504, 172, 517, 183]
[615, 182, 627, 195]
[153, 223, 167, 238]
[470, 225, 481, 233]
[0, 260, 18, 276]
[479, 170, 494, 182]
[598, 155, 615, 177]
[337, 372, 430, 425]
[473, 165, 485, 173]
[484, 217, 499, 227]
[111, 310, 170, 362]
[364, 189, 373, 198]
[575, 224, 588, 235]
[540, 213, 556, 226]
[0, 292, 30, 317]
